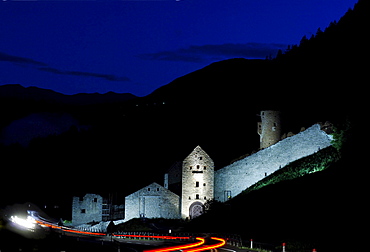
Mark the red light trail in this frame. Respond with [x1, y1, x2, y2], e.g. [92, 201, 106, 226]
[35, 219, 226, 251]
[182, 237, 226, 252]
[143, 237, 205, 252]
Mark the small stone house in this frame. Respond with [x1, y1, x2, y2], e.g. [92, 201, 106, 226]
[72, 193, 103, 225]
[124, 182, 180, 221]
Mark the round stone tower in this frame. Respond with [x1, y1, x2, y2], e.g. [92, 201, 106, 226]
[181, 146, 214, 220]
[257, 110, 282, 149]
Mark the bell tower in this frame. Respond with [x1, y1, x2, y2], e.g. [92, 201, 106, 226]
[257, 110, 281, 149]
[181, 146, 214, 219]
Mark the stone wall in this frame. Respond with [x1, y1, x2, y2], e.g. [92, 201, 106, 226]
[215, 124, 333, 202]
[125, 182, 180, 222]
[181, 146, 214, 219]
[72, 194, 103, 225]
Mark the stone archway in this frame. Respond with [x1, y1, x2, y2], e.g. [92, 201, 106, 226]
[189, 201, 204, 219]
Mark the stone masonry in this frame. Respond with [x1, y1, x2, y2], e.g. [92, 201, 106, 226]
[125, 182, 180, 221]
[181, 146, 214, 219]
[214, 124, 333, 202]
[72, 193, 103, 225]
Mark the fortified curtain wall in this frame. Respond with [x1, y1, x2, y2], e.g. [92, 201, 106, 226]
[214, 124, 333, 202]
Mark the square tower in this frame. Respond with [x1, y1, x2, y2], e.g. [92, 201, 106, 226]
[257, 110, 282, 149]
[181, 146, 214, 219]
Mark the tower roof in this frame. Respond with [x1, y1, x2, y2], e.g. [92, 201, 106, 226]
[184, 145, 213, 165]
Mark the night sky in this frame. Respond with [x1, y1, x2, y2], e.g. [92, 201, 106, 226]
[0, 0, 358, 96]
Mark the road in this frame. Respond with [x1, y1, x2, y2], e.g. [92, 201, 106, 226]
[10, 211, 230, 252]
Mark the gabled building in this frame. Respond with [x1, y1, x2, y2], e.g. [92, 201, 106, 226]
[124, 182, 180, 220]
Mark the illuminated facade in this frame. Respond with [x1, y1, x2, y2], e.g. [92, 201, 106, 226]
[181, 146, 214, 219]
[72, 194, 103, 225]
[125, 182, 180, 220]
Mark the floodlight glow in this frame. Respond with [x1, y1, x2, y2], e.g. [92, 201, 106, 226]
[10, 215, 36, 230]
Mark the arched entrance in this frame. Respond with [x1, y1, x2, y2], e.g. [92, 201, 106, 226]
[189, 201, 204, 219]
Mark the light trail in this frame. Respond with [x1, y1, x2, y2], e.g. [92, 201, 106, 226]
[35, 220, 106, 236]
[182, 237, 226, 252]
[29, 212, 226, 251]
[143, 237, 205, 252]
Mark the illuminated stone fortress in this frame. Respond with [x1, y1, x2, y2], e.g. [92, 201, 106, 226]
[72, 110, 333, 224]
[181, 146, 214, 219]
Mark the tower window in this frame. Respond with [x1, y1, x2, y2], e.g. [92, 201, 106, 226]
[195, 181, 199, 187]
[81, 209, 86, 214]
[199, 157, 203, 160]
[203, 183, 206, 186]
[148, 188, 151, 191]
[204, 196, 207, 200]
[190, 166, 192, 170]
[197, 165, 200, 169]
[204, 166, 206, 170]
[157, 188, 160, 191]
[196, 194, 199, 199]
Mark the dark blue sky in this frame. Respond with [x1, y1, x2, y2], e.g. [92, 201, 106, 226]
[0, 0, 358, 96]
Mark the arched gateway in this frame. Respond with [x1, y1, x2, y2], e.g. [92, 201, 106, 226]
[189, 201, 204, 219]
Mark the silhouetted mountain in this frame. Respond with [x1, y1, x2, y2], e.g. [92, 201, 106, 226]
[0, 84, 137, 105]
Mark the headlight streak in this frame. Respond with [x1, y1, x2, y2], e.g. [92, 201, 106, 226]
[10, 215, 36, 230]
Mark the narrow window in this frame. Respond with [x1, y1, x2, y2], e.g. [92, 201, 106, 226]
[196, 194, 199, 199]
[204, 166, 207, 170]
[190, 166, 192, 170]
[189, 196, 191, 200]
[197, 165, 200, 169]
[203, 183, 206, 186]
[81, 209, 86, 214]
[204, 196, 207, 200]
[148, 188, 151, 191]
[157, 188, 159, 191]
[199, 157, 203, 160]
[195, 181, 199, 187]
[93, 198, 97, 202]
